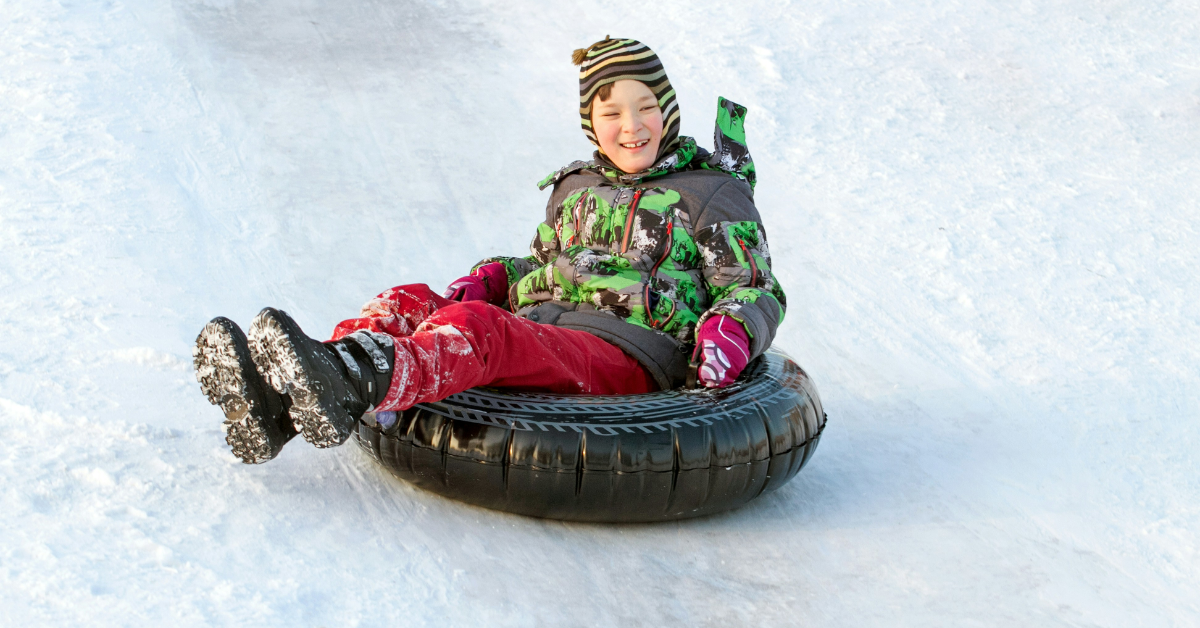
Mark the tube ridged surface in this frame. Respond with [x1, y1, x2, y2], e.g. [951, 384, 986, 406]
[355, 350, 826, 522]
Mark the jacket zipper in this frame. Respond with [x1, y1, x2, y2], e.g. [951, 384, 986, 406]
[644, 285, 677, 329]
[619, 189, 644, 254]
[738, 237, 759, 286]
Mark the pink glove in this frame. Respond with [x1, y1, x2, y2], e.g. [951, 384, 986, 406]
[443, 263, 508, 304]
[694, 315, 751, 388]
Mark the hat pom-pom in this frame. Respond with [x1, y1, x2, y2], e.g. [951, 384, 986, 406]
[571, 48, 588, 66]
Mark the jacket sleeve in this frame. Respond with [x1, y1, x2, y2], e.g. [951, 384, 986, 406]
[692, 178, 786, 360]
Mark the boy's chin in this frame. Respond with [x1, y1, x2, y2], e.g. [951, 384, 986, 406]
[610, 153, 656, 174]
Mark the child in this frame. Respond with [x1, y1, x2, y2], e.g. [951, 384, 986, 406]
[194, 37, 786, 464]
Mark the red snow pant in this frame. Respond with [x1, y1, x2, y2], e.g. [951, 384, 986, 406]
[330, 284, 658, 412]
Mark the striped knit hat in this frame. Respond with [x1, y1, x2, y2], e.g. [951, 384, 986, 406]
[576, 38, 681, 166]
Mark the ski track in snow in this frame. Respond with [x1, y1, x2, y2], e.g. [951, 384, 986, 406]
[2, 0, 1198, 625]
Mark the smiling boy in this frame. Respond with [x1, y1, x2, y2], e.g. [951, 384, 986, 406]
[194, 37, 786, 463]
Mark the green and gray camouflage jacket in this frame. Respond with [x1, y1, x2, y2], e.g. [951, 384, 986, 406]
[476, 99, 785, 389]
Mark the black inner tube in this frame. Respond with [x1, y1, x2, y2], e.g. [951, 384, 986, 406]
[355, 350, 826, 522]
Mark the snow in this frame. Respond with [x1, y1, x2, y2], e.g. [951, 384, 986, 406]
[2, 0, 1198, 625]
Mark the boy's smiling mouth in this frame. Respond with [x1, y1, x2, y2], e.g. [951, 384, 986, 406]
[620, 139, 650, 149]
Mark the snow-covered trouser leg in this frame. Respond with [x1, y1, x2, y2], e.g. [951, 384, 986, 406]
[330, 284, 456, 340]
[316, 283, 657, 418]
[248, 308, 394, 448]
[374, 300, 658, 413]
[193, 317, 297, 463]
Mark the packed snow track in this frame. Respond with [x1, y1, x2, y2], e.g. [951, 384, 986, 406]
[1, 0, 1198, 626]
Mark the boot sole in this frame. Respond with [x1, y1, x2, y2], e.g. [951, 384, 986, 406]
[248, 308, 355, 448]
[193, 318, 292, 463]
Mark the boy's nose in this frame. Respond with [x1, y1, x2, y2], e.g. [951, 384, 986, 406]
[622, 114, 644, 133]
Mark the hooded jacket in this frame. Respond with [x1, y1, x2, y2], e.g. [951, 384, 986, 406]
[475, 99, 785, 389]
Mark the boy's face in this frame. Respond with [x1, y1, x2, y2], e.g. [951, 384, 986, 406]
[592, 80, 664, 173]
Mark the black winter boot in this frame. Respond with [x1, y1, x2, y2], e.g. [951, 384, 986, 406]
[247, 308, 394, 448]
[324, 330, 395, 410]
[193, 317, 298, 463]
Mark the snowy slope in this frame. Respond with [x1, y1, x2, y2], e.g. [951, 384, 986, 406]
[2, 0, 1199, 625]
